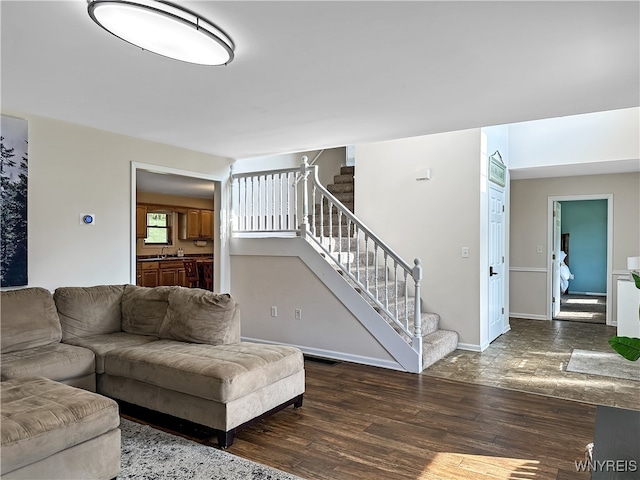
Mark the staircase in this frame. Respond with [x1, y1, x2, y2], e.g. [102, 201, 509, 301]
[311, 166, 457, 370]
[230, 160, 458, 373]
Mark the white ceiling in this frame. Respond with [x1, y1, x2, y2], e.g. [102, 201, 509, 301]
[1, 0, 638, 164]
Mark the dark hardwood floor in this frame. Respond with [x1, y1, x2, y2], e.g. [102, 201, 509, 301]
[125, 358, 596, 480]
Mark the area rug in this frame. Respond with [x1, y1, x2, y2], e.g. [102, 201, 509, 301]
[117, 419, 304, 480]
[567, 349, 640, 381]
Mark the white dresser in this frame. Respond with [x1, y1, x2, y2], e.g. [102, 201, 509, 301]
[617, 278, 640, 337]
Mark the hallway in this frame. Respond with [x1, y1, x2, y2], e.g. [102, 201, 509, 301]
[423, 318, 639, 411]
[554, 294, 606, 324]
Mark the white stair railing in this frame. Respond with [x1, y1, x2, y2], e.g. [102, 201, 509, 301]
[230, 159, 423, 354]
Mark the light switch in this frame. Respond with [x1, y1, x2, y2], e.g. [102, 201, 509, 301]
[536, 245, 543, 254]
[461, 247, 470, 258]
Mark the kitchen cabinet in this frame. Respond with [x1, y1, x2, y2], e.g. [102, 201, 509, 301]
[200, 210, 213, 239]
[158, 260, 187, 287]
[179, 209, 214, 240]
[139, 261, 159, 287]
[136, 205, 147, 238]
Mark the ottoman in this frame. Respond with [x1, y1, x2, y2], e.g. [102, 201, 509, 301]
[1, 377, 121, 480]
[98, 340, 305, 447]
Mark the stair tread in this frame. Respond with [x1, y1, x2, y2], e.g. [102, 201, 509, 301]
[334, 174, 354, 184]
[328, 184, 354, 194]
[422, 330, 459, 370]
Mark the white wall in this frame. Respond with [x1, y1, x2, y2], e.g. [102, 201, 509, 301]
[509, 173, 640, 321]
[355, 129, 484, 348]
[509, 107, 640, 169]
[4, 111, 233, 291]
[230, 254, 396, 365]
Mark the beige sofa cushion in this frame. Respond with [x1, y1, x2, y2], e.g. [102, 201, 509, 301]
[159, 288, 240, 345]
[103, 340, 304, 403]
[54, 285, 125, 340]
[0, 343, 95, 383]
[65, 332, 158, 374]
[1, 376, 120, 475]
[121, 285, 172, 337]
[1, 288, 62, 354]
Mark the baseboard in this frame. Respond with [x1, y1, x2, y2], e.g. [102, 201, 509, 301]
[456, 342, 483, 352]
[509, 313, 548, 321]
[241, 336, 405, 372]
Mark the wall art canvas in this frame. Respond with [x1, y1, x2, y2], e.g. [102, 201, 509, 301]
[1, 115, 28, 287]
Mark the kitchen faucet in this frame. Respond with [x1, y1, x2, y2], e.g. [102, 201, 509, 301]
[161, 246, 169, 258]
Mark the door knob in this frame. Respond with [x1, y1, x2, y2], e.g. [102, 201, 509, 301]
[490, 266, 498, 276]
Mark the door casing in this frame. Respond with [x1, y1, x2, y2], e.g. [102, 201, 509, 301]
[546, 194, 613, 325]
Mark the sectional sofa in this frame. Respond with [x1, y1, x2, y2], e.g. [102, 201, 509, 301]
[1, 284, 305, 478]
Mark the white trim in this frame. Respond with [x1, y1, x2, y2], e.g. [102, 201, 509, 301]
[457, 342, 483, 352]
[240, 337, 405, 372]
[613, 269, 632, 276]
[502, 322, 512, 334]
[509, 266, 547, 273]
[509, 312, 548, 321]
[130, 162, 230, 292]
[546, 194, 613, 325]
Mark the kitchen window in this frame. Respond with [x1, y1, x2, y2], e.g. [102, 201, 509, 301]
[144, 212, 172, 245]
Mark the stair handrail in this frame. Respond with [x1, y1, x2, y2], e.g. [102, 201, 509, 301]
[230, 158, 423, 352]
[293, 150, 325, 185]
[300, 158, 423, 346]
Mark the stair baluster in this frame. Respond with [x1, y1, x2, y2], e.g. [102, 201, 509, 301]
[229, 159, 459, 372]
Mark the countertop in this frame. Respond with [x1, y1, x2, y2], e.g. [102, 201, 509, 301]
[137, 256, 213, 263]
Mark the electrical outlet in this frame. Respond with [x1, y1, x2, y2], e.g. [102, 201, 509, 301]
[270, 306, 277, 317]
[295, 309, 302, 320]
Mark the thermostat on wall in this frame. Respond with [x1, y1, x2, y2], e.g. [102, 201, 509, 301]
[80, 213, 96, 226]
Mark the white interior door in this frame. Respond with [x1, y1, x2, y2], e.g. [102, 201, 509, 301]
[488, 184, 505, 344]
[552, 201, 562, 318]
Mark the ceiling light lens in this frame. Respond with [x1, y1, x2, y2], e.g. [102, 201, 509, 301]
[88, 1, 234, 65]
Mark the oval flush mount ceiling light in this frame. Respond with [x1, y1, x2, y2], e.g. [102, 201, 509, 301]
[87, 0, 234, 65]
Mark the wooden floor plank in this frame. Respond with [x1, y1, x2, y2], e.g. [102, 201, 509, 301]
[124, 359, 596, 480]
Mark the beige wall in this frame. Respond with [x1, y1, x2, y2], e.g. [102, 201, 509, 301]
[355, 129, 484, 347]
[231, 255, 395, 363]
[509, 172, 640, 320]
[4, 111, 232, 291]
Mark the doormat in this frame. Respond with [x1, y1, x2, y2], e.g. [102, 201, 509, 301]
[567, 349, 639, 381]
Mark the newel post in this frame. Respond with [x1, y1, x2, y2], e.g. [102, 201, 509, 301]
[299, 156, 310, 239]
[412, 258, 423, 350]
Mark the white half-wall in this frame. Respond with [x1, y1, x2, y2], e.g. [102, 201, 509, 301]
[2, 110, 233, 291]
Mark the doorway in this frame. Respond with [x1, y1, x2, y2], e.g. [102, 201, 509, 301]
[547, 195, 613, 325]
[488, 183, 506, 343]
[130, 162, 228, 292]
